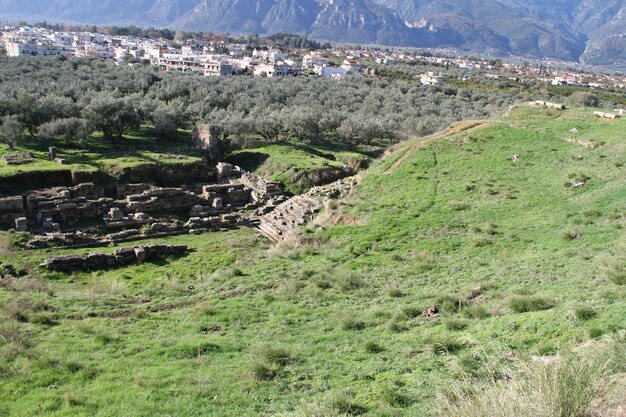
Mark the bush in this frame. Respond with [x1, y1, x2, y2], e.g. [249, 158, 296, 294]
[250, 345, 297, 381]
[509, 296, 554, 313]
[444, 318, 468, 331]
[340, 315, 366, 331]
[335, 269, 366, 292]
[464, 305, 491, 319]
[574, 307, 597, 321]
[364, 341, 384, 353]
[330, 393, 368, 415]
[436, 295, 467, 314]
[250, 362, 278, 381]
[387, 288, 404, 298]
[400, 305, 423, 319]
[431, 335, 464, 355]
[588, 327, 604, 339]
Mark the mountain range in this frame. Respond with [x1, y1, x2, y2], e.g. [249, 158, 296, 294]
[1, 0, 625, 66]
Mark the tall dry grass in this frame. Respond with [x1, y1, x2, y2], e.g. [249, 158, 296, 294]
[437, 335, 626, 417]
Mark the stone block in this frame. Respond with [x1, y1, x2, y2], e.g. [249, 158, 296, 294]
[14, 217, 28, 231]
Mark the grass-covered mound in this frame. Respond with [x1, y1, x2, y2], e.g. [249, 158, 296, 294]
[0, 106, 624, 416]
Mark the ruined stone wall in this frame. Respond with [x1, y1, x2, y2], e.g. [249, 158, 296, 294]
[192, 124, 220, 163]
[40, 244, 188, 272]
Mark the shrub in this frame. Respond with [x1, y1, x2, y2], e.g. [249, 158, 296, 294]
[364, 341, 384, 353]
[444, 318, 468, 331]
[562, 230, 582, 240]
[388, 321, 406, 333]
[509, 296, 554, 313]
[436, 295, 467, 314]
[536, 341, 556, 356]
[330, 393, 368, 415]
[194, 302, 216, 317]
[588, 327, 604, 339]
[387, 288, 404, 298]
[250, 345, 296, 381]
[464, 305, 491, 319]
[250, 362, 278, 381]
[414, 251, 436, 271]
[335, 270, 366, 292]
[574, 307, 596, 321]
[340, 315, 366, 331]
[28, 312, 57, 326]
[381, 385, 412, 407]
[431, 336, 464, 355]
[171, 342, 221, 358]
[400, 305, 423, 319]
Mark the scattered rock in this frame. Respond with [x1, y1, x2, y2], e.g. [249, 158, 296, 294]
[422, 306, 439, 318]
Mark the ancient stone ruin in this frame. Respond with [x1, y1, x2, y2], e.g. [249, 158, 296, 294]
[529, 100, 565, 110]
[3, 153, 34, 165]
[255, 176, 359, 242]
[192, 124, 220, 163]
[40, 243, 188, 272]
[1, 161, 289, 249]
[593, 111, 622, 120]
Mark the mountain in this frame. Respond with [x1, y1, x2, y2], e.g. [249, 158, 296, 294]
[1, 0, 625, 65]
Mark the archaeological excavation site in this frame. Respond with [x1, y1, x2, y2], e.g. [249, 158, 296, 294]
[0, 124, 359, 273]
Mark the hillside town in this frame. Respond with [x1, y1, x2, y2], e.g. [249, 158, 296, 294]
[1, 24, 625, 88]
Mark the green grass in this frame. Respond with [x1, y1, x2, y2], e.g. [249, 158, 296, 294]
[0, 106, 624, 416]
[0, 126, 204, 181]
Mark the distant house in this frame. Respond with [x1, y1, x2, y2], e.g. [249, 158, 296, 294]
[341, 60, 364, 72]
[156, 54, 232, 76]
[253, 62, 303, 77]
[420, 72, 445, 86]
[315, 66, 349, 78]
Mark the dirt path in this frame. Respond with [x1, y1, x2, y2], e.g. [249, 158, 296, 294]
[382, 120, 492, 174]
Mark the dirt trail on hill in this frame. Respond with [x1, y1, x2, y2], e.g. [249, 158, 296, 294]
[383, 120, 493, 174]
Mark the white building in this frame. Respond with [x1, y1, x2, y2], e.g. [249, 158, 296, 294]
[254, 62, 303, 77]
[6, 41, 72, 57]
[420, 72, 445, 86]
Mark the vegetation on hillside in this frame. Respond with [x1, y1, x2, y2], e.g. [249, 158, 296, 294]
[0, 106, 624, 415]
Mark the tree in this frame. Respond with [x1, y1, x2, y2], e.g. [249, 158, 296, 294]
[39, 118, 93, 145]
[569, 91, 599, 107]
[151, 105, 184, 142]
[0, 115, 24, 150]
[82, 95, 140, 141]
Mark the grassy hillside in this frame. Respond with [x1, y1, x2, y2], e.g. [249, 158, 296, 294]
[0, 106, 624, 416]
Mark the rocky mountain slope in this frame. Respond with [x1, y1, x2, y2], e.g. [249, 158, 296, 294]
[1, 0, 624, 65]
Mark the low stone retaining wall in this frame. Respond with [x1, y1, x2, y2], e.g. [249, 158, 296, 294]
[39, 244, 188, 272]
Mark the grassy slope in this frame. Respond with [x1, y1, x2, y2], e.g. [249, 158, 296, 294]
[0, 127, 203, 179]
[0, 107, 624, 416]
